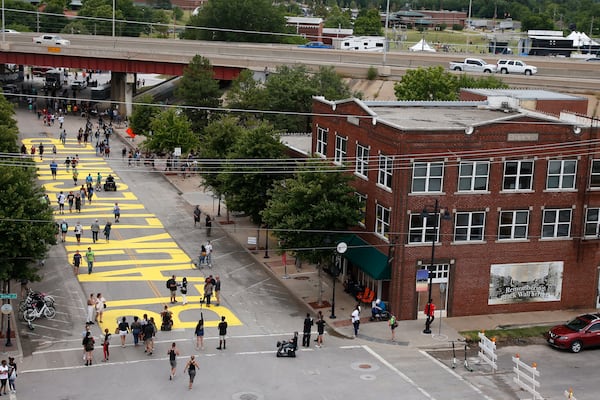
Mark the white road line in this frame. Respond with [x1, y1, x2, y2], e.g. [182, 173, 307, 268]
[362, 345, 436, 400]
[419, 350, 495, 400]
[226, 262, 257, 276]
[230, 277, 270, 297]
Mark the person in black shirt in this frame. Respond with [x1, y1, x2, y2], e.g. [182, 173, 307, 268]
[302, 313, 313, 347]
[216, 316, 227, 350]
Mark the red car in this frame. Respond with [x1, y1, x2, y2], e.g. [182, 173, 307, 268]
[545, 313, 600, 353]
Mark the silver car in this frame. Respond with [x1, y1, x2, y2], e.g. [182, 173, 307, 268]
[33, 34, 70, 46]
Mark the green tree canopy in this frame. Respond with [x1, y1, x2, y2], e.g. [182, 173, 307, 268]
[324, 6, 353, 29]
[182, 0, 286, 43]
[175, 55, 222, 133]
[219, 122, 286, 223]
[394, 66, 460, 101]
[4, 0, 37, 32]
[261, 161, 361, 265]
[142, 108, 199, 154]
[129, 94, 159, 136]
[353, 8, 383, 36]
[0, 95, 18, 153]
[40, 0, 69, 33]
[79, 0, 145, 37]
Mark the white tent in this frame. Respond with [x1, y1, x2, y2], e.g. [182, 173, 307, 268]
[410, 38, 436, 52]
[566, 31, 600, 47]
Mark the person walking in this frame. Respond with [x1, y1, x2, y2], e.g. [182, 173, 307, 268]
[193, 205, 201, 227]
[118, 316, 130, 347]
[181, 277, 188, 305]
[389, 314, 398, 341]
[216, 316, 227, 350]
[90, 219, 100, 243]
[72, 250, 82, 275]
[167, 275, 178, 303]
[131, 316, 142, 347]
[72, 168, 79, 185]
[67, 191, 74, 213]
[143, 317, 155, 355]
[74, 221, 83, 243]
[205, 214, 212, 236]
[82, 331, 95, 366]
[57, 191, 66, 214]
[7, 357, 16, 394]
[86, 293, 96, 325]
[302, 313, 313, 347]
[183, 355, 199, 390]
[102, 328, 111, 362]
[351, 305, 361, 338]
[167, 342, 180, 380]
[85, 247, 95, 274]
[214, 275, 221, 306]
[95, 292, 105, 323]
[203, 276, 214, 307]
[74, 193, 82, 213]
[59, 219, 68, 242]
[0, 360, 8, 395]
[103, 221, 112, 242]
[205, 240, 213, 267]
[194, 315, 205, 350]
[316, 312, 325, 348]
[38, 142, 44, 160]
[50, 159, 58, 180]
[113, 202, 120, 223]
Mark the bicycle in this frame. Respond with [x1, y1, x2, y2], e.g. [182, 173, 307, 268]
[23, 301, 56, 322]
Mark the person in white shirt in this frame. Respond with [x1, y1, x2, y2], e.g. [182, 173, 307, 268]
[351, 305, 361, 337]
[205, 241, 213, 267]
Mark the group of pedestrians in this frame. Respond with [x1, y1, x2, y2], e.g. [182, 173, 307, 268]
[302, 311, 326, 348]
[71, 247, 95, 275]
[85, 292, 106, 325]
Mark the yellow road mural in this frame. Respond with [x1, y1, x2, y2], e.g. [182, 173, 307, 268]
[24, 137, 241, 330]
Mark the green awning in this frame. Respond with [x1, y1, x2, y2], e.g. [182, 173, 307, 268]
[338, 235, 390, 280]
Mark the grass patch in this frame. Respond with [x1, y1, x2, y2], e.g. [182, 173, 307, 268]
[460, 325, 553, 343]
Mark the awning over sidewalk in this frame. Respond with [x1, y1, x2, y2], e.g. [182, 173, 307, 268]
[339, 235, 390, 280]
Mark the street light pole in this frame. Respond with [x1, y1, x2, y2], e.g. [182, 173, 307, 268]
[382, 0, 390, 65]
[331, 242, 347, 319]
[112, 0, 116, 37]
[264, 224, 270, 258]
[423, 199, 444, 334]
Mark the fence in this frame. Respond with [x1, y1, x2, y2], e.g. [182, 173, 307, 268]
[477, 331, 497, 372]
[512, 354, 542, 400]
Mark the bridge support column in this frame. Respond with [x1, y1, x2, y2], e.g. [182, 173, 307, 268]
[110, 71, 134, 117]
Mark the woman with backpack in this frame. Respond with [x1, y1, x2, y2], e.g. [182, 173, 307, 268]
[82, 331, 95, 366]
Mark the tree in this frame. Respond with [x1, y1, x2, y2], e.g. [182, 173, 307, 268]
[175, 55, 222, 133]
[521, 14, 555, 31]
[456, 74, 508, 90]
[0, 95, 18, 153]
[4, 0, 37, 32]
[261, 161, 361, 266]
[142, 108, 199, 154]
[225, 69, 267, 114]
[219, 122, 286, 223]
[129, 94, 158, 137]
[394, 66, 460, 101]
[61, 20, 91, 35]
[40, 0, 69, 34]
[181, 0, 286, 43]
[324, 6, 353, 29]
[79, 0, 145, 37]
[0, 162, 56, 283]
[353, 8, 383, 36]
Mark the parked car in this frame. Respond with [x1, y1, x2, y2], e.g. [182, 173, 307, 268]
[298, 41, 333, 49]
[449, 58, 497, 73]
[545, 313, 600, 353]
[33, 34, 70, 46]
[71, 80, 87, 90]
[497, 59, 538, 75]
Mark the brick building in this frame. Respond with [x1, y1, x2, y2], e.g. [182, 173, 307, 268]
[312, 96, 599, 320]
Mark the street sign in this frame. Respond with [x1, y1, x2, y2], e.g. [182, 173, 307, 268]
[1, 304, 12, 315]
[0, 294, 17, 300]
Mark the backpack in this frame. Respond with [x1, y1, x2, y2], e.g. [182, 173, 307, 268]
[61, 223, 67, 231]
[166, 279, 171, 289]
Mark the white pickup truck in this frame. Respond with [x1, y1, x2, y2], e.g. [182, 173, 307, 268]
[496, 59, 538, 75]
[449, 58, 497, 73]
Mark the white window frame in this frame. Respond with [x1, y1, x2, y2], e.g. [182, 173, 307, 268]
[355, 192, 367, 227]
[503, 160, 534, 191]
[375, 203, 391, 240]
[316, 126, 328, 156]
[498, 210, 530, 240]
[453, 211, 486, 242]
[334, 134, 347, 165]
[355, 143, 369, 178]
[541, 208, 572, 239]
[546, 159, 577, 190]
[590, 160, 600, 189]
[584, 208, 600, 238]
[409, 213, 440, 244]
[458, 161, 489, 192]
[377, 153, 393, 190]
[412, 161, 444, 193]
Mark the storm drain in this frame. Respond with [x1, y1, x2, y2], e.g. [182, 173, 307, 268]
[232, 392, 264, 400]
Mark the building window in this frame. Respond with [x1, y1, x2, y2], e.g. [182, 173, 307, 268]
[590, 160, 600, 188]
[316, 126, 328, 156]
[454, 211, 485, 242]
[503, 160, 534, 191]
[498, 210, 529, 240]
[421, 263, 450, 283]
[584, 208, 600, 238]
[375, 204, 390, 239]
[355, 143, 369, 178]
[377, 154, 393, 189]
[458, 161, 489, 192]
[412, 161, 444, 193]
[355, 192, 367, 227]
[542, 209, 572, 238]
[334, 135, 347, 164]
[409, 213, 439, 243]
[547, 160, 576, 190]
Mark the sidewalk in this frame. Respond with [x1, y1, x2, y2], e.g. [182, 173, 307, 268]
[112, 128, 588, 350]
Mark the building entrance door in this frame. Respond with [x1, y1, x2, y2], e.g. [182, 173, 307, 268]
[417, 263, 450, 318]
[597, 267, 600, 309]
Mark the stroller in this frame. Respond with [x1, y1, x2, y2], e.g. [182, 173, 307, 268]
[276, 332, 298, 358]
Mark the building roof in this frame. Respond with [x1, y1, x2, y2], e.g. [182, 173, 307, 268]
[461, 88, 585, 101]
[322, 28, 354, 36]
[315, 97, 563, 131]
[286, 17, 323, 25]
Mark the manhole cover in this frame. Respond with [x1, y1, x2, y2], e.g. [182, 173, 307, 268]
[232, 392, 264, 400]
[293, 276, 310, 280]
[351, 362, 380, 372]
[360, 374, 376, 381]
[358, 364, 371, 369]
